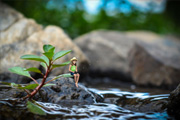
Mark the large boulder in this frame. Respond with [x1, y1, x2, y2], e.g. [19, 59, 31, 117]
[0, 18, 42, 44]
[74, 30, 163, 80]
[0, 3, 89, 83]
[128, 40, 180, 89]
[74, 30, 180, 89]
[167, 83, 180, 119]
[0, 2, 23, 31]
[0, 3, 43, 83]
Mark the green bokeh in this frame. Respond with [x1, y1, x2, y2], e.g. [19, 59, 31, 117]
[2, 0, 180, 39]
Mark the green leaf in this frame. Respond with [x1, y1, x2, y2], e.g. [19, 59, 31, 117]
[0, 81, 22, 88]
[18, 84, 39, 90]
[8, 67, 31, 78]
[11, 83, 21, 88]
[40, 62, 47, 70]
[27, 101, 46, 115]
[18, 83, 55, 90]
[43, 44, 55, 53]
[0, 81, 11, 86]
[21, 55, 45, 63]
[25, 67, 41, 74]
[18, 83, 55, 89]
[57, 73, 73, 79]
[46, 73, 73, 83]
[40, 55, 49, 66]
[43, 52, 54, 60]
[53, 50, 72, 61]
[52, 61, 70, 69]
[61, 73, 73, 78]
[48, 47, 55, 53]
[43, 84, 56, 87]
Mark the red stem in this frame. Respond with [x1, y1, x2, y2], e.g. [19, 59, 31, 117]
[30, 77, 38, 84]
[23, 62, 51, 100]
[24, 89, 31, 95]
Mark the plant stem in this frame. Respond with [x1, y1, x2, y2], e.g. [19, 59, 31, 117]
[30, 77, 38, 84]
[45, 76, 57, 84]
[24, 89, 31, 95]
[23, 62, 51, 100]
[45, 75, 63, 84]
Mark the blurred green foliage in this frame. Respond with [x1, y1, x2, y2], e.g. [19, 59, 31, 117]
[2, 0, 180, 39]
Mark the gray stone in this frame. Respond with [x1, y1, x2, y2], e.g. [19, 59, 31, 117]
[74, 30, 164, 80]
[74, 30, 180, 89]
[0, 2, 23, 31]
[128, 42, 180, 89]
[0, 3, 89, 83]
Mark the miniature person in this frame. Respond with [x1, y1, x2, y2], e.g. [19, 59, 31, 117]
[69, 57, 80, 87]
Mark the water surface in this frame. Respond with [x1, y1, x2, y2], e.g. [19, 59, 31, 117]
[0, 85, 173, 120]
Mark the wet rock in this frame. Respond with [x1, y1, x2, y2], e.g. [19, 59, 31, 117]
[0, 99, 35, 120]
[128, 42, 180, 89]
[0, 2, 89, 83]
[116, 95, 168, 112]
[34, 77, 103, 105]
[0, 77, 104, 106]
[167, 83, 180, 119]
[0, 83, 172, 119]
[103, 92, 168, 112]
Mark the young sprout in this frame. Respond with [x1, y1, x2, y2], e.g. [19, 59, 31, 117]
[7, 44, 73, 100]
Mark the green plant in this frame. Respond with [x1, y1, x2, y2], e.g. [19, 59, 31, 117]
[5, 44, 73, 100]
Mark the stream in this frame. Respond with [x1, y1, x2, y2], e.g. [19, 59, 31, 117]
[0, 82, 173, 120]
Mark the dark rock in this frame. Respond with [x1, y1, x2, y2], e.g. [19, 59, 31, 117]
[167, 83, 180, 119]
[116, 96, 168, 112]
[103, 92, 168, 113]
[0, 77, 104, 106]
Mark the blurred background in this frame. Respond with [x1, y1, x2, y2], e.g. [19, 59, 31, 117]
[2, 0, 180, 39]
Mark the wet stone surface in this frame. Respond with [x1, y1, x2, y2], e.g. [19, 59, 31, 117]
[0, 78, 174, 119]
[167, 83, 180, 119]
[0, 87, 172, 120]
[0, 77, 104, 106]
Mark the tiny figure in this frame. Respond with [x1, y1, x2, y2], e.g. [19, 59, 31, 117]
[69, 57, 80, 87]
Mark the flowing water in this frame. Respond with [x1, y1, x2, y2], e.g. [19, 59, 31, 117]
[0, 84, 173, 120]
